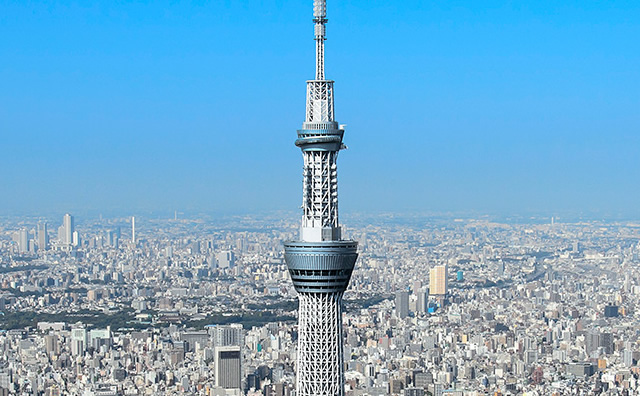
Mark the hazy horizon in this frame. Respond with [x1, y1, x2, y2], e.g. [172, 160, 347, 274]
[3, 207, 640, 228]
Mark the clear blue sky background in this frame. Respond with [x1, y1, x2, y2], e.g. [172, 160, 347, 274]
[1, 0, 639, 218]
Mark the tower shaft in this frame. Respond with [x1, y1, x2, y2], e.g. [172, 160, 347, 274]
[297, 293, 344, 395]
[284, 1, 358, 395]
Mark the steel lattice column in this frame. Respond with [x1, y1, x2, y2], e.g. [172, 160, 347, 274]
[296, 292, 345, 396]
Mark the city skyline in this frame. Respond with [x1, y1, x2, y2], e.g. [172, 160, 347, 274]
[2, 2, 640, 395]
[1, 1, 639, 217]
[2, 207, 640, 394]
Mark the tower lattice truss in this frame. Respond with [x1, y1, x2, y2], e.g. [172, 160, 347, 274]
[297, 293, 345, 396]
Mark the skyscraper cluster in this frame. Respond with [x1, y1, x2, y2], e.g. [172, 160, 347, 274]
[10, 215, 75, 254]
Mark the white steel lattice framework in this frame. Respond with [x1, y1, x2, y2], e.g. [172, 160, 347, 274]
[283, 0, 358, 395]
[296, 293, 345, 396]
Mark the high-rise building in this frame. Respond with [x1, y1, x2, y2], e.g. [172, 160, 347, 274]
[63, 213, 74, 245]
[13, 228, 29, 253]
[216, 250, 235, 269]
[600, 332, 614, 355]
[210, 323, 243, 347]
[429, 264, 448, 296]
[37, 222, 49, 251]
[131, 216, 136, 244]
[106, 228, 120, 248]
[57, 213, 75, 250]
[70, 328, 87, 356]
[416, 289, 428, 314]
[44, 334, 59, 355]
[585, 331, 601, 356]
[395, 290, 409, 319]
[215, 345, 242, 390]
[283, 1, 358, 395]
[72, 230, 80, 247]
[89, 328, 111, 350]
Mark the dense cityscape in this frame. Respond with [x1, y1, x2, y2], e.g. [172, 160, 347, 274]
[1, 212, 639, 395]
[2, 0, 638, 395]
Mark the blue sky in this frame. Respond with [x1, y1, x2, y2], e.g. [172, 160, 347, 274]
[1, 0, 639, 218]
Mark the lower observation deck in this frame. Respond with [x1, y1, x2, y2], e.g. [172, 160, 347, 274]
[284, 240, 358, 293]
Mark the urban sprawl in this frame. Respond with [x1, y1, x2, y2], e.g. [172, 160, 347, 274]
[1, 213, 639, 395]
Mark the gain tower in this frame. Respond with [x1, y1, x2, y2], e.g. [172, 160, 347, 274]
[283, 1, 358, 395]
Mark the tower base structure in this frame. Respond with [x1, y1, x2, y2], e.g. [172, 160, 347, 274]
[297, 292, 344, 396]
[284, 241, 358, 396]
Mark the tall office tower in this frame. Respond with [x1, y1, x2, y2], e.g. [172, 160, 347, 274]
[216, 250, 235, 269]
[131, 216, 136, 244]
[13, 228, 29, 253]
[395, 290, 409, 319]
[416, 288, 428, 314]
[283, 1, 358, 395]
[37, 222, 48, 251]
[58, 213, 74, 245]
[64, 213, 74, 244]
[215, 346, 242, 390]
[70, 328, 87, 356]
[429, 264, 448, 296]
[212, 323, 244, 347]
[44, 334, 59, 356]
[72, 230, 80, 247]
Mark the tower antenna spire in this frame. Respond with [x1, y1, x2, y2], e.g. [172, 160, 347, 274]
[313, 0, 327, 80]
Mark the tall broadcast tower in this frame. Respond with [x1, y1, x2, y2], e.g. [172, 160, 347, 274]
[283, 1, 358, 395]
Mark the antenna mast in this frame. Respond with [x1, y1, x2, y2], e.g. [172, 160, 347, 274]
[314, 0, 327, 80]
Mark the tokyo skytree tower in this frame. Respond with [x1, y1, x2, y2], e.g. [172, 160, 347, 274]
[283, 0, 358, 395]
